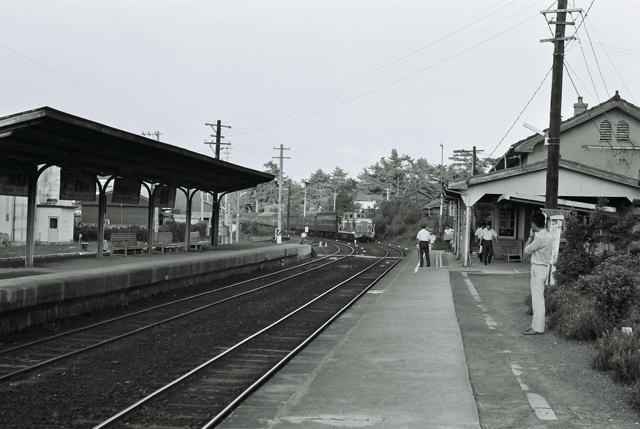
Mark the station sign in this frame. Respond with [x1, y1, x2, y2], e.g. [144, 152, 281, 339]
[0, 163, 32, 197]
[60, 169, 96, 201]
[112, 178, 141, 205]
[154, 185, 176, 208]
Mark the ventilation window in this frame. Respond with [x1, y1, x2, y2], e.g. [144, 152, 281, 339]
[600, 120, 612, 141]
[616, 120, 629, 141]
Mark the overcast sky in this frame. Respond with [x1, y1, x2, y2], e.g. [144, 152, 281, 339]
[1, 0, 639, 180]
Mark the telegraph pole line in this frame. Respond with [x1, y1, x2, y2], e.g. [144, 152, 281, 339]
[273, 144, 290, 243]
[205, 120, 231, 159]
[204, 120, 231, 246]
[541, 0, 575, 209]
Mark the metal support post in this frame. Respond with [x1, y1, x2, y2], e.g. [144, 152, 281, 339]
[24, 170, 38, 268]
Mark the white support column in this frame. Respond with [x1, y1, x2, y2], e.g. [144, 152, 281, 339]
[184, 190, 193, 252]
[464, 201, 472, 267]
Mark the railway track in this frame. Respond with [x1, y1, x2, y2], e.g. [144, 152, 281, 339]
[0, 242, 352, 383]
[93, 243, 404, 428]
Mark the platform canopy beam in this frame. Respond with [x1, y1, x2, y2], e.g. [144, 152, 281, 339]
[0, 107, 274, 267]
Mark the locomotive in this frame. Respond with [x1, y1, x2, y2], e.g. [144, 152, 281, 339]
[289, 211, 375, 241]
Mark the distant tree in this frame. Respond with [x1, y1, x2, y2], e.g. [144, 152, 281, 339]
[447, 149, 496, 181]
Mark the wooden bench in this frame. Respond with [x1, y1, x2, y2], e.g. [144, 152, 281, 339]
[499, 238, 523, 263]
[189, 231, 208, 250]
[152, 231, 182, 253]
[110, 232, 146, 256]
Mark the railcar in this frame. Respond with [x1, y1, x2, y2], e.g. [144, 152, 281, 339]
[289, 211, 375, 241]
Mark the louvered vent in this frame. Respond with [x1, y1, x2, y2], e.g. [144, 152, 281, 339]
[616, 120, 629, 141]
[600, 120, 612, 141]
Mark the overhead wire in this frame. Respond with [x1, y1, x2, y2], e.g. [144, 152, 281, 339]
[588, 26, 637, 104]
[230, 0, 533, 123]
[487, 67, 552, 161]
[233, 12, 540, 137]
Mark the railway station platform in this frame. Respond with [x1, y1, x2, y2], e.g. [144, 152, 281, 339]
[219, 253, 481, 429]
[0, 242, 312, 334]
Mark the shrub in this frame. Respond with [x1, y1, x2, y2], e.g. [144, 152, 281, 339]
[73, 224, 148, 242]
[547, 288, 600, 340]
[629, 380, 640, 410]
[575, 264, 640, 332]
[554, 247, 600, 287]
[593, 329, 640, 384]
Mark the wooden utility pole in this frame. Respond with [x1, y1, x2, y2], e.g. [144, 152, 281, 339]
[543, 0, 571, 209]
[205, 120, 231, 246]
[472, 146, 477, 176]
[273, 144, 290, 243]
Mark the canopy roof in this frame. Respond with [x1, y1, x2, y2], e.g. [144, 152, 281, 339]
[0, 107, 273, 192]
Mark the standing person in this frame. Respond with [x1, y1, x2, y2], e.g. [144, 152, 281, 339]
[523, 213, 553, 335]
[480, 223, 498, 265]
[416, 225, 432, 268]
[474, 224, 484, 261]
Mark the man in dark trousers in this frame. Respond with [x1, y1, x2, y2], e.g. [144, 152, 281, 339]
[416, 225, 433, 268]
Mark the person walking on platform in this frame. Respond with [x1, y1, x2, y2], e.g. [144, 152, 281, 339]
[480, 223, 497, 265]
[523, 213, 553, 335]
[474, 224, 484, 261]
[416, 225, 432, 268]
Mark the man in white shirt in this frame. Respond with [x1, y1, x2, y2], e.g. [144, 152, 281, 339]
[523, 213, 554, 335]
[480, 223, 498, 265]
[416, 225, 432, 268]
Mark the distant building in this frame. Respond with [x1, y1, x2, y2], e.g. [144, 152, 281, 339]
[354, 193, 383, 210]
[0, 166, 75, 244]
[81, 192, 150, 226]
[446, 92, 640, 262]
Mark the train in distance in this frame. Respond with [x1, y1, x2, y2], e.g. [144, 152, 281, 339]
[289, 211, 375, 241]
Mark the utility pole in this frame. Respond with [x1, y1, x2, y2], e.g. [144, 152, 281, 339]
[286, 179, 292, 232]
[472, 146, 477, 176]
[541, 0, 573, 209]
[204, 120, 231, 246]
[142, 131, 162, 141]
[273, 144, 290, 243]
[439, 143, 444, 237]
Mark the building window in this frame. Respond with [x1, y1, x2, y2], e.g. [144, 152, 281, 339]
[600, 120, 612, 141]
[49, 218, 58, 229]
[497, 204, 516, 237]
[617, 120, 629, 141]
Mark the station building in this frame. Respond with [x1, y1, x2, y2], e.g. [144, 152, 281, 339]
[447, 92, 640, 265]
[0, 166, 74, 244]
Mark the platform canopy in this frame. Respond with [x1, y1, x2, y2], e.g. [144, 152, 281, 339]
[0, 107, 273, 192]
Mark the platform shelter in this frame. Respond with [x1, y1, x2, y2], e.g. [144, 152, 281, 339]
[0, 107, 274, 267]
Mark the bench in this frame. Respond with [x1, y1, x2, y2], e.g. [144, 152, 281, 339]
[189, 231, 209, 250]
[499, 238, 523, 263]
[110, 232, 146, 256]
[152, 231, 183, 254]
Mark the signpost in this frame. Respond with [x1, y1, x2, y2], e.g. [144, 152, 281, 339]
[112, 178, 141, 204]
[541, 208, 570, 286]
[59, 169, 96, 201]
[153, 185, 176, 208]
[0, 164, 31, 197]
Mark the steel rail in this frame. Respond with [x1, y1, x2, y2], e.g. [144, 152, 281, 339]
[0, 243, 354, 383]
[202, 244, 403, 428]
[93, 243, 399, 429]
[0, 243, 341, 356]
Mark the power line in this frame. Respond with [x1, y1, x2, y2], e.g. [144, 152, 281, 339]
[588, 26, 637, 104]
[581, 19, 609, 96]
[233, 13, 538, 137]
[487, 67, 552, 160]
[229, 0, 536, 124]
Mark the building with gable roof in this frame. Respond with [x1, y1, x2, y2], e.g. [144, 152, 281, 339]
[445, 92, 640, 265]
